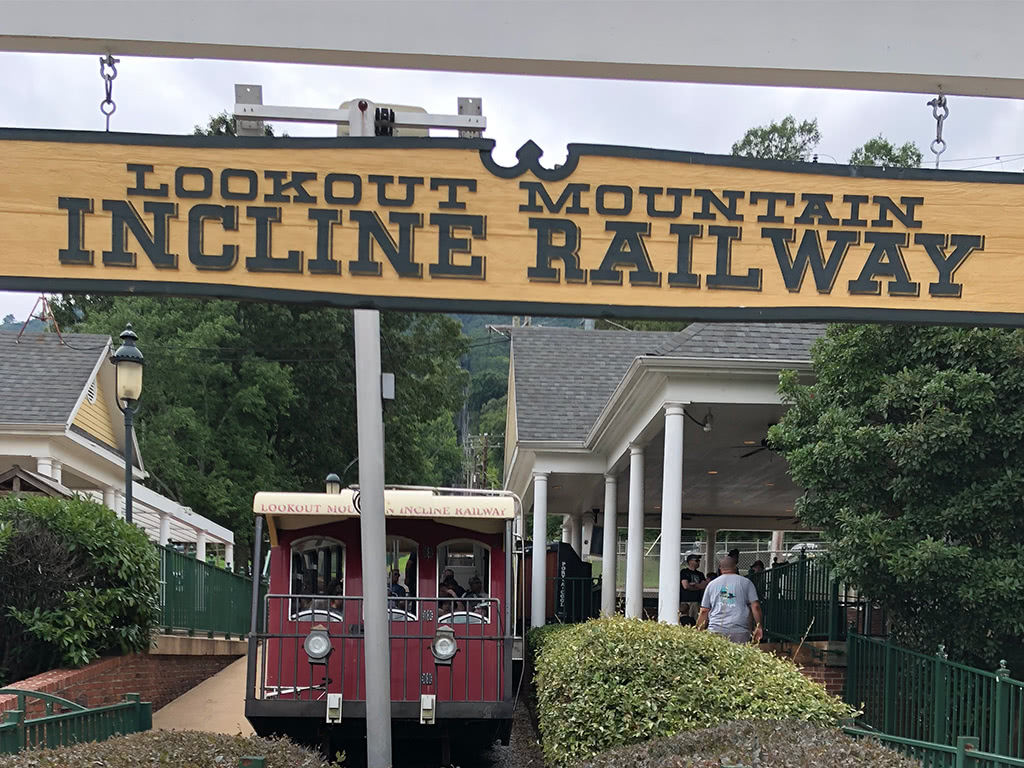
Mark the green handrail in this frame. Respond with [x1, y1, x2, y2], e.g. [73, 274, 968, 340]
[0, 688, 87, 714]
[846, 633, 1024, 760]
[751, 554, 887, 643]
[845, 727, 1024, 768]
[158, 545, 259, 639]
[0, 692, 151, 755]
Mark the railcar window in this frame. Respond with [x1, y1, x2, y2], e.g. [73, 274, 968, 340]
[386, 535, 418, 618]
[289, 538, 344, 619]
[437, 540, 491, 620]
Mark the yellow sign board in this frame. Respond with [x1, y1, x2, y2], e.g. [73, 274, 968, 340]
[1, 128, 1019, 324]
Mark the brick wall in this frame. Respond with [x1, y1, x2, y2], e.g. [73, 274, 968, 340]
[0, 652, 238, 717]
[798, 664, 847, 697]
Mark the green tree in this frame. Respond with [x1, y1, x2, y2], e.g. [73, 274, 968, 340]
[770, 325, 1024, 668]
[849, 135, 923, 167]
[731, 116, 821, 161]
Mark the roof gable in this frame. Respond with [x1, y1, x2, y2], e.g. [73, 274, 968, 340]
[509, 327, 676, 442]
[509, 323, 824, 443]
[0, 331, 111, 426]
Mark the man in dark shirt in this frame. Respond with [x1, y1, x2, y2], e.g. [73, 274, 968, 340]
[680, 554, 708, 622]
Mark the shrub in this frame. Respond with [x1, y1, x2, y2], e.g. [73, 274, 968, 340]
[0, 730, 331, 768]
[575, 719, 920, 768]
[527, 623, 573, 662]
[0, 495, 160, 684]
[535, 617, 855, 765]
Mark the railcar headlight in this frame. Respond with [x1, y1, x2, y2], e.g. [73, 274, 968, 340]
[304, 625, 332, 663]
[431, 626, 458, 665]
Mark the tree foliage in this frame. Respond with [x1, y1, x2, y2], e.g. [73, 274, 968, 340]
[731, 116, 821, 161]
[52, 296, 468, 553]
[849, 135, 923, 167]
[771, 325, 1024, 668]
[0, 496, 159, 684]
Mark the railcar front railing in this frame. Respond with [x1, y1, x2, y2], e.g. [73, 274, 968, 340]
[254, 595, 509, 706]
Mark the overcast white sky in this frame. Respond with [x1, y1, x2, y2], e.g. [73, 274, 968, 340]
[3, 50, 1024, 320]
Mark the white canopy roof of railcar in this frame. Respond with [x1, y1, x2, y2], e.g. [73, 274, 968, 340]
[253, 487, 518, 540]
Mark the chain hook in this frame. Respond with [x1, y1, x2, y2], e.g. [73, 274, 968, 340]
[927, 93, 948, 169]
[99, 54, 120, 131]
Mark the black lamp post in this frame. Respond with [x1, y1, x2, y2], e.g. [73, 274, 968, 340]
[111, 324, 144, 524]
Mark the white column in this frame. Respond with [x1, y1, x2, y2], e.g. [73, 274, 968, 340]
[225, 543, 235, 571]
[771, 529, 786, 562]
[35, 456, 54, 478]
[624, 444, 645, 619]
[196, 530, 207, 563]
[658, 404, 685, 624]
[50, 459, 63, 485]
[561, 515, 572, 544]
[581, 510, 595, 558]
[114, 490, 124, 519]
[158, 513, 171, 546]
[569, 514, 583, 557]
[103, 487, 117, 511]
[531, 472, 549, 629]
[705, 528, 719, 574]
[601, 475, 618, 616]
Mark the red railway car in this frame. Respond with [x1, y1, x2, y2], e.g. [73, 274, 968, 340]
[244, 486, 525, 760]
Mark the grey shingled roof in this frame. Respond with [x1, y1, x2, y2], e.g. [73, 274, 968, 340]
[510, 327, 677, 442]
[511, 323, 824, 442]
[652, 322, 825, 360]
[0, 331, 110, 425]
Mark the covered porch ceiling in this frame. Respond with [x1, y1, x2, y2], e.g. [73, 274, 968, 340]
[544, 402, 801, 529]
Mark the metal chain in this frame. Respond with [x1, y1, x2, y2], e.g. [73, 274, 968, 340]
[99, 54, 120, 131]
[927, 93, 948, 169]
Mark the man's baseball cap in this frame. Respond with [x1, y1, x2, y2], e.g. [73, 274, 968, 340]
[686, 553, 701, 562]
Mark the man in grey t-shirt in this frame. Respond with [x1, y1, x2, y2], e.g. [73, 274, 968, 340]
[697, 556, 763, 644]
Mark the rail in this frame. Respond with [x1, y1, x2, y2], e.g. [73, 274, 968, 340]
[255, 595, 508, 704]
[844, 728, 1024, 768]
[159, 545, 263, 638]
[751, 553, 887, 643]
[846, 633, 1024, 759]
[0, 690, 151, 755]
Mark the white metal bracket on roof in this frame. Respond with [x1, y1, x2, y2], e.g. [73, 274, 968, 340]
[232, 84, 484, 137]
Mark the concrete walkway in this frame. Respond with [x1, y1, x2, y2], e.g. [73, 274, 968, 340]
[152, 656, 254, 736]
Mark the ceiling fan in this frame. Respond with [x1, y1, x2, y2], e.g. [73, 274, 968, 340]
[733, 424, 776, 459]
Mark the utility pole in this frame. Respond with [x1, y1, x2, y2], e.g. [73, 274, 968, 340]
[234, 89, 484, 768]
[482, 433, 489, 489]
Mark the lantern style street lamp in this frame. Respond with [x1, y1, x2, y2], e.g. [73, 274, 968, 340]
[111, 323, 144, 525]
[325, 473, 342, 495]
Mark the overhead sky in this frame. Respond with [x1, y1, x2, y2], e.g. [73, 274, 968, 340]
[3, 50, 1024, 321]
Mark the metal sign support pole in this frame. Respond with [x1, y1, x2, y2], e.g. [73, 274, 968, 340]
[349, 99, 393, 768]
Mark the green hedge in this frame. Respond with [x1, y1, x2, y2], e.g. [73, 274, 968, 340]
[535, 617, 855, 766]
[527, 623, 573, 663]
[575, 719, 920, 768]
[0, 496, 159, 684]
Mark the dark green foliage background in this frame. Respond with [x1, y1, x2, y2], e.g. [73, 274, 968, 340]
[0, 496, 159, 685]
[771, 324, 1024, 668]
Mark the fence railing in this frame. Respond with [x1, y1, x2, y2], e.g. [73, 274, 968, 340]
[844, 729, 1024, 768]
[0, 689, 151, 755]
[750, 553, 887, 643]
[846, 633, 1024, 760]
[158, 545, 262, 639]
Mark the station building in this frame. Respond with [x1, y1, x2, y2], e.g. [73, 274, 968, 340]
[0, 330, 235, 565]
[502, 322, 823, 626]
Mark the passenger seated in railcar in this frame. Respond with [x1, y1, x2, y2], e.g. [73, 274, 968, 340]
[439, 567, 466, 613]
[464, 575, 489, 618]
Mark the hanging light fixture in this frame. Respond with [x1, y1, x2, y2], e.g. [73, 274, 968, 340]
[703, 410, 714, 433]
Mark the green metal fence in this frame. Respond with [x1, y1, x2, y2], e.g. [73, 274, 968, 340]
[0, 690, 151, 755]
[844, 729, 1024, 768]
[846, 633, 1024, 760]
[751, 553, 887, 643]
[158, 545, 261, 638]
